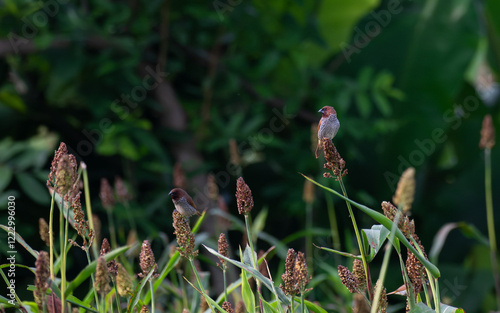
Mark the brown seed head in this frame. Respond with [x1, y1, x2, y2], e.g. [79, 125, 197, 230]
[374, 279, 388, 313]
[138, 240, 159, 279]
[352, 259, 366, 291]
[236, 177, 254, 215]
[116, 263, 133, 297]
[173, 211, 198, 259]
[95, 256, 111, 296]
[34, 251, 50, 310]
[100, 238, 118, 276]
[280, 248, 299, 296]
[338, 265, 358, 293]
[47, 142, 68, 187]
[406, 234, 427, 296]
[480, 114, 495, 149]
[217, 233, 229, 269]
[294, 251, 312, 293]
[39, 218, 50, 246]
[323, 140, 347, 179]
[115, 176, 132, 203]
[140, 305, 150, 313]
[69, 192, 93, 250]
[55, 154, 77, 196]
[393, 167, 416, 214]
[222, 301, 234, 313]
[382, 201, 414, 238]
[99, 178, 115, 211]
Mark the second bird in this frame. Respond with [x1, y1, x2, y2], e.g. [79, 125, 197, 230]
[315, 106, 340, 158]
[169, 188, 202, 217]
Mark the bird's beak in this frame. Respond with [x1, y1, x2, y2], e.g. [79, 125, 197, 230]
[318, 108, 324, 114]
[168, 190, 173, 197]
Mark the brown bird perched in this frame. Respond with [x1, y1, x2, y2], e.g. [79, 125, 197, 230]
[315, 106, 340, 158]
[168, 188, 202, 217]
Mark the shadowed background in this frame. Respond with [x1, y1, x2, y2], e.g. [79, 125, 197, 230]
[0, 0, 500, 311]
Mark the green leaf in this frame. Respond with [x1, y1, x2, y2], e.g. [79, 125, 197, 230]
[0, 165, 12, 191]
[362, 224, 390, 261]
[429, 222, 489, 264]
[440, 303, 464, 313]
[261, 299, 278, 313]
[183, 278, 227, 312]
[127, 265, 157, 313]
[204, 245, 290, 305]
[0, 86, 26, 113]
[355, 92, 372, 118]
[408, 302, 435, 313]
[313, 244, 361, 259]
[292, 297, 328, 313]
[65, 246, 129, 295]
[372, 90, 392, 116]
[15, 172, 49, 205]
[252, 208, 268, 242]
[241, 269, 256, 313]
[300, 174, 441, 279]
[0, 224, 39, 259]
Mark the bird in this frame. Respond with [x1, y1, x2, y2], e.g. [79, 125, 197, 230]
[168, 188, 202, 217]
[315, 106, 340, 158]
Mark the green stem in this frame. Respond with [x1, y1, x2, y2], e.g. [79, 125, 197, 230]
[113, 277, 122, 313]
[150, 280, 155, 313]
[244, 214, 264, 312]
[82, 162, 98, 258]
[223, 268, 228, 301]
[485, 148, 500, 309]
[60, 199, 67, 313]
[189, 258, 216, 313]
[291, 296, 295, 313]
[371, 210, 402, 313]
[49, 190, 56, 280]
[300, 292, 305, 313]
[85, 251, 100, 308]
[338, 179, 373, 301]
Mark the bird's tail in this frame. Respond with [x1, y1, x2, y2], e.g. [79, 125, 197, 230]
[315, 139, 322, 158]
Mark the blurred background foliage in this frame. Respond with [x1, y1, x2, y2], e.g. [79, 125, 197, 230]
[0, 0, 500, 311]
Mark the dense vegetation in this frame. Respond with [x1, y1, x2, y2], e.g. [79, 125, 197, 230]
[1, 0, 500, 312]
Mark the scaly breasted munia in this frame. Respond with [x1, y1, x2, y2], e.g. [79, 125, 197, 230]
[168, 188, 201, 217]
[315, 106, 340, 158]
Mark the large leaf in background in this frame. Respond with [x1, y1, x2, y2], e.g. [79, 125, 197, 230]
[252, 0, 380, 67]
[15, 172, 49, 205]
[399, 0, 479, 106]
